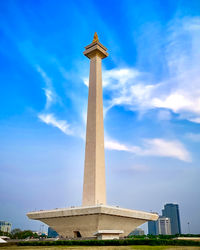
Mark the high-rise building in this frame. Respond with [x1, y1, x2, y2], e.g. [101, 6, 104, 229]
[157, 216, 171, 235]
[148, 216, 171, 235]
[0, 221, 11, 233]
[48, 227, 59, 238]
[148, 220, 158, 235]
[162, 203, 181, 235]
[148, 212, 159, 235]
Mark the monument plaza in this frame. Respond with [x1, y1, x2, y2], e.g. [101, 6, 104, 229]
[27, 33, 158, 239]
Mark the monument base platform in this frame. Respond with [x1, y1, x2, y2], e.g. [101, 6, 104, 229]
[27, 205, 158, 238]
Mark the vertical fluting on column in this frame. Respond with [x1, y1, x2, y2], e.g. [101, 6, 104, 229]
[82, 34, 108, 206]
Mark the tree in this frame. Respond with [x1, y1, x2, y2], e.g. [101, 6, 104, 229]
[11, 228, 21, 234]
[11, 229, 38, 239]
[0, 230, 11, 237]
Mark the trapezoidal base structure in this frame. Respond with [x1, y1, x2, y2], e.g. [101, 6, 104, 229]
[27, 205, 158, 238]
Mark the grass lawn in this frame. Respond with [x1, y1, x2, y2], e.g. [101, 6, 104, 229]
[0, 246, 200, 250]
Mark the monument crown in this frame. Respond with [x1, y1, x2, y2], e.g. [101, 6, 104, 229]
[92, 32, 99, 43]
[83, 34, 108, 59]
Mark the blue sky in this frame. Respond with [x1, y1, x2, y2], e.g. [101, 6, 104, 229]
[0, 0, 200, 234]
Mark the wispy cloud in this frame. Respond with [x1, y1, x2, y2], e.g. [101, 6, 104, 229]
[42, 88, 54, 109]
[105, 137, 191, 162]
[83, 67, 140, 89]
[82, 17, 200, 124]
[37, 110, 191, 161]
[36, 18, 196, 162]
[103, 68, 140, 88]
[36, 66, 74, 136]
[36, 65, 57, 109]
[36, 65, 52, 88]
[150, 18, 200, 123]
[105, 137, 136, 151]
[37, 104, 191, 162]
[141, 138, 191, 162]
[38, 113, 73, 135]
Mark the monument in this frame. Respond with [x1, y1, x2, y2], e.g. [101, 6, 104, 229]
[27, 33, 158, 238]
[82, 32, 107, 207]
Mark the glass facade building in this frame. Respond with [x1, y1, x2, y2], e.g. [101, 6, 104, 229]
[48, 227, 59, 238]
[148, 216, 171, 235]
[162, 203, 181, 235]
[148, 220, 158, 235]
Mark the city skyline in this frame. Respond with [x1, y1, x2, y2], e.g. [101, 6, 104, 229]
[162, 203, 181, 235]
[148, 203, 181, 235]
[0, 0, 200, 234]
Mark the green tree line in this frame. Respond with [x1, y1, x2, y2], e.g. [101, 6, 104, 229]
[0, 228, 46, 239]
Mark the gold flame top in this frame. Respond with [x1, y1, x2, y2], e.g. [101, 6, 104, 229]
[92, 32, 99, 43]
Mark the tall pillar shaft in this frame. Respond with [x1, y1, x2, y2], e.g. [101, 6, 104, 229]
[82, 35, 108, 206]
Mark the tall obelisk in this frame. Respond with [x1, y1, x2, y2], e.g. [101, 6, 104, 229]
[82, 33, 108, 206]
[27, 34, 159, 238]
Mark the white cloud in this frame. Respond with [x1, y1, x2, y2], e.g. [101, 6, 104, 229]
[37, 111, 191, 162]
[35, 18, 196, 163]
[188, 117, 200, 124]
[105, 138, 133, 151]
[83, 77, 89, 87]
[83, 68, 139, 89]
[82, 77, 89, 87]
[36, 65, 57, 109]
[36, 66, 74, 137]
[149, 17, 200, 122]
[141, 138, 191, 162]
[152, 93, 196, 113]
[103, 68, 140, 88]
[105, 137, 191, 162]
[36, 65, 52, 87]
[42, 88, 54, 109]
[81, 18, 200, 124]
[38, 113, 73, 135]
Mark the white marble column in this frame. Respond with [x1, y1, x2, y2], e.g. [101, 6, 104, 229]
[82, 34, 108, 206]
